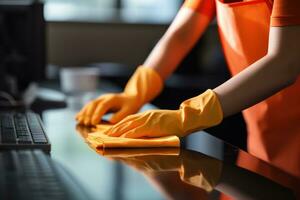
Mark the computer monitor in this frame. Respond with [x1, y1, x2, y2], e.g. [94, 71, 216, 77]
[0, 0, 45, 101]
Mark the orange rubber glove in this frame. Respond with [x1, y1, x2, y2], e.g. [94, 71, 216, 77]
[76, 66, 163, 125]
[105, 89, 223, 138]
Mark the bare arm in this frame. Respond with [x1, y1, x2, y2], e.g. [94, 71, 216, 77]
[214, 26, 300, 117]
[144, 7, 212, 80]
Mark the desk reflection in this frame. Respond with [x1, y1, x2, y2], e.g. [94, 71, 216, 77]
[76, 125, 296, 200]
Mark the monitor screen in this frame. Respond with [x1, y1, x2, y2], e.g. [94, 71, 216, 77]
[0, 0, 45, 96]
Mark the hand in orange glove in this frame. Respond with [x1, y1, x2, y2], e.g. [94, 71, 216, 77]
[76, 66, 163, 126]
[105, 89, 223, 138]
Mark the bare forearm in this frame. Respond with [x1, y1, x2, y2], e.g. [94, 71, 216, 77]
[214, 54, 298, 117]
[144, 9, 211, 80]
[143, 32, 194, 80]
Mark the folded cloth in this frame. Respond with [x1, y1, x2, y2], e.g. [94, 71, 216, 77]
[87, 132, 180, 149]
[86, 124, 180, 149]
[97, 148, 180, 157]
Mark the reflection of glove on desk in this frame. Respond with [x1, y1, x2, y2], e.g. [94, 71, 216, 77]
[179, 151, 222, 192]
[98, 148, 222, 192]
[86, 124, 180, 149]
[98, 148, 181, 173]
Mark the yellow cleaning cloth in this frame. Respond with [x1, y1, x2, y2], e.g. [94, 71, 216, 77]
[86, 124, 180, 149]
[96, 148, 180, 157]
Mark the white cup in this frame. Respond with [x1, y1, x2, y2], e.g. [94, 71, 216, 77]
[60, 67, 100, 94]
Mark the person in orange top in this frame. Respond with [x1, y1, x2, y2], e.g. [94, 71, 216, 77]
[76, 0, 300, 179]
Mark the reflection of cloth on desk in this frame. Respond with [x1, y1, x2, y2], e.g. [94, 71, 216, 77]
[98, 148, 181, 173]
[97, 148, 222, 192]
[86, 124, 180, 149]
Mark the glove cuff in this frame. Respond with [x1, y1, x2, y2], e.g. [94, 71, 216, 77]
[179, 89, 223, 133]
[124, 66, 163, 104]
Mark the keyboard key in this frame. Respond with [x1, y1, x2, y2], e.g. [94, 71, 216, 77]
[33, 139, 48, 144]
[1, 114, 16, 143]
[1, 128, 16, 143]
[2, 117, 14, 128]
[18, 136, 32, 144]
[22, 113, 47, 144]
[13, 114, 33, 144]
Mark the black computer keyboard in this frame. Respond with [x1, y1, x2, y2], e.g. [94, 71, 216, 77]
[0, 150, 91, 200]
[0, 112, 50, 152]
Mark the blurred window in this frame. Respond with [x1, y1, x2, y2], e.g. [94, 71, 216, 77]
[122, 0, 182, 23]
[44, 0, 182, 24]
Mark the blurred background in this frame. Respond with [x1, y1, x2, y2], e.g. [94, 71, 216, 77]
[0, 0, 246, 149]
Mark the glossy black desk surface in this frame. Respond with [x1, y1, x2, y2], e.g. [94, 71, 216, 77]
[33, 84, 299, 200]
